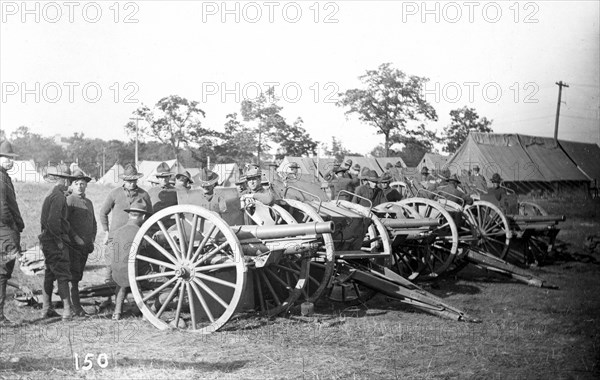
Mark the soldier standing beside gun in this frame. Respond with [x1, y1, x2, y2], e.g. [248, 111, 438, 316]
[0, 141, 25, 327]
[241, 165, 275, 206]
[39, 164, 81, 321]
[66, 168, 96, 317]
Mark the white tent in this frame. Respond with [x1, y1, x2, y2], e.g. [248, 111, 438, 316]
[137, 159, 179, 188]
[97, 163, 125, 186]
[7, 160, 41, 183]
[211, 163, 239, 187]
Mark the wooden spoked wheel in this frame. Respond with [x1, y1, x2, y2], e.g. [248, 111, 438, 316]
[128, 205, 246, 333]
[245, 201, 311, 316]
[281, 199, 335, 305]
[517, 201, 557, 264]
[464, 201, 512, 259]
[397, 198, 460, 279]
[324, 201, 391, 306]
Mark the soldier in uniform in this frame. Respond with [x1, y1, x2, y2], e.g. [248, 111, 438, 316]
[39, 164, 80, 320]
[470, 165, 488, 194]
[352, 170, 382, 207]
[110, 199, 152, 320]
[489, 173, 506, 202]
[435, 174, 473, 206]
[0, 141, 25, 326]
[99, 164, 152, 285]
[66, 168, 96, 317]
[235, 176, 247, 193]
[324, 160, 359, 201]
[377, 173, 402, 204]
[279, 162, 300, 186]
[195, 168, 227, 214]
[174, 170, 194, 191]
[147, 162, 178, 216]
[241, 165, 275, 206]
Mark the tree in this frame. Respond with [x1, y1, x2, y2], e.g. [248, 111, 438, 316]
[443, 106, 493, 154]
[10, 126, 64, 166]
[271, 117, 318, 159]
[127, 95, 218, 161]
[323, 136, 361, 162]
[213, 113, 258, 164]
[337, 63, 438, 156]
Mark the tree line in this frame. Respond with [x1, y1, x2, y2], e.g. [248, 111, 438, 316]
[1, 63, 493, 177]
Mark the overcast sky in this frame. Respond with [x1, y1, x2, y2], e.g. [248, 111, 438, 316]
[1, 1, 598, 155]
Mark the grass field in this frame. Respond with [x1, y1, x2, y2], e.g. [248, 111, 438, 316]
[1, 182, 599, 379]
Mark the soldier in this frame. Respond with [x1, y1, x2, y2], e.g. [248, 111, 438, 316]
[489, 173, 506, 202]
[110, 199, 152, 320]
[194, 168, 227, 214]
[147, 162, 178, 216]
[471, 165, 488, 194]
[235, 175, 247, 193]
[66, 168, 96, 317]
[387, 161, 403, 182]
[241, 165, 275, 206]
[99, 164, 152, 284]
[0, 141, 25, 326]
[377, 173, 402, 204]
[39, 164, 81, 321]
[324, 160, 359, 201]
[279, 162, 300, 185]
[435, 174, 473, 206]
[174, 170, 194, 191]
[352, 170, 382, 207]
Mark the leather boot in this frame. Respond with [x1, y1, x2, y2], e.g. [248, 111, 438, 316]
[0, 278, 18, 327]
[57, 280, 72, 321]
[70, 282, 87, 317]
[41, 277, 59, 318]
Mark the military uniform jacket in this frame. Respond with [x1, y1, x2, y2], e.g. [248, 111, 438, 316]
[352, 185, 382, 208]
[380, 187, 402, 203]
[66, 193, 97, 253]
[148, 184, 178, 214]
[241, 188, 275, 206]
[100, 185, 152, 239]
[110, 221, 148, 288]
[40, 184, 73, 246]
[471, 175, 488, 193]
[0, 167, 24, 256]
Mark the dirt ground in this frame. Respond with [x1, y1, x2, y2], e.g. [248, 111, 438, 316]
[1, 183, 599, 379]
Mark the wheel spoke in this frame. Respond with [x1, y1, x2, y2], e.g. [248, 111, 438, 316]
[195, 272, 237, 289]
[254, 271, 266, 312]
[259, 271, 281, 306]
[156, 280, 181, 318]
[157, 220, 182, 261]
[195, 262, 237, 272]
[142, 276, 178, 302]
[193, 278, 230, 310]
[175, 213, 187, 258]
[187, 282, 197, 330]
[190, 280, 215, 323]
[142, 235, 179, 266]
[195, 241, 231, 266]
[186, 214, 199, 261]
[136, 253, 177, 271]
[264, 268, 292, 291]
[136, 270, 177, 281]
[174, 281, 185, 327]
[191, 225, 217, 263]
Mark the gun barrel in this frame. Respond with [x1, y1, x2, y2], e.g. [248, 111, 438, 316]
[234, 222, 334, 240]
[511, 215, 566, 223]
[381, 218, 442, 229]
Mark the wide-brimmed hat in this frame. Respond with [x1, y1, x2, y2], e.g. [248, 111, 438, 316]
[43, 163, 73, 178]
[360, 169, 379, 182]
[358, 167, 371, 179]
[352, 163, 361, 171]
[421, 166, 429, 174]
[154, 162, 172, 178]
[473, 165, 480, 172]
[245, 165, 261, 179]
[395, 161, 403, 168]
[491, 173, 503, 183]
[124, 198, 151, 214]
[385, 163, 393, 169]
[437, 168, 451, 181]
[343, 158, 352, 168]
[175, 170, 194, 184]
[379, 173, 393, 183]
[119, 164, 144, 180]
[71, 168, 92, 182]
[289, 162, 300, 169]
[0, 141, 18, 158]
[194, 168, 218, 187]
[448, 174, 461, 183]
[235, 175, 247, 186]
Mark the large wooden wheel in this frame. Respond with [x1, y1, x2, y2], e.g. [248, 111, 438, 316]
[243, 201, 311, 316]
[324, 200, 391, 306]
[281, 199, 335, 305]
[464, 201, 512, 259]
[397, 198, 460, 279]
[129, 205, 246, 333]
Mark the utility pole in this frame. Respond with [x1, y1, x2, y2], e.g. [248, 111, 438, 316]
[102, 147, 106, 178]
[554, 81, 569, 141]
[130, 117, 143, 168]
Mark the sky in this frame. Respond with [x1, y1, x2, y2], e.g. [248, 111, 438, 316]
[1, 0, 599, 156]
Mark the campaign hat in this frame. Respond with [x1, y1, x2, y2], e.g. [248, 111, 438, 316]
[119, 164, 144, 180]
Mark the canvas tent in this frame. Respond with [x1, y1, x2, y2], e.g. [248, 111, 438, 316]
[343, 156, 382, 175]
[417, 153, 448, 174]
[277, 157, 321, 183]
[558, 140, 600, 193]
[446, 133, 590, 194]
[97, 163, 125, 186]
[8, 160, 41, 183]
[210, 163, 239, 187]
[137, 159, 180, 188]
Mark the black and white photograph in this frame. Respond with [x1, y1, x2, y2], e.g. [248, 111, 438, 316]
[1, 1, 599, 378]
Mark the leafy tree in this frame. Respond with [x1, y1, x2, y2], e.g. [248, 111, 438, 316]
[337, 63, 438, 156]
[214, 113, 258, 164]
[10, 126, 64, 166]
[323, 136, 361, 162]
[127, 95, 218, 161]
[271, 117, 318, 159]
[443, 106, 493, 154]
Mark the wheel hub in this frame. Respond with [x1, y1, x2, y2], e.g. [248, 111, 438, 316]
[175, 266, 194, 281]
